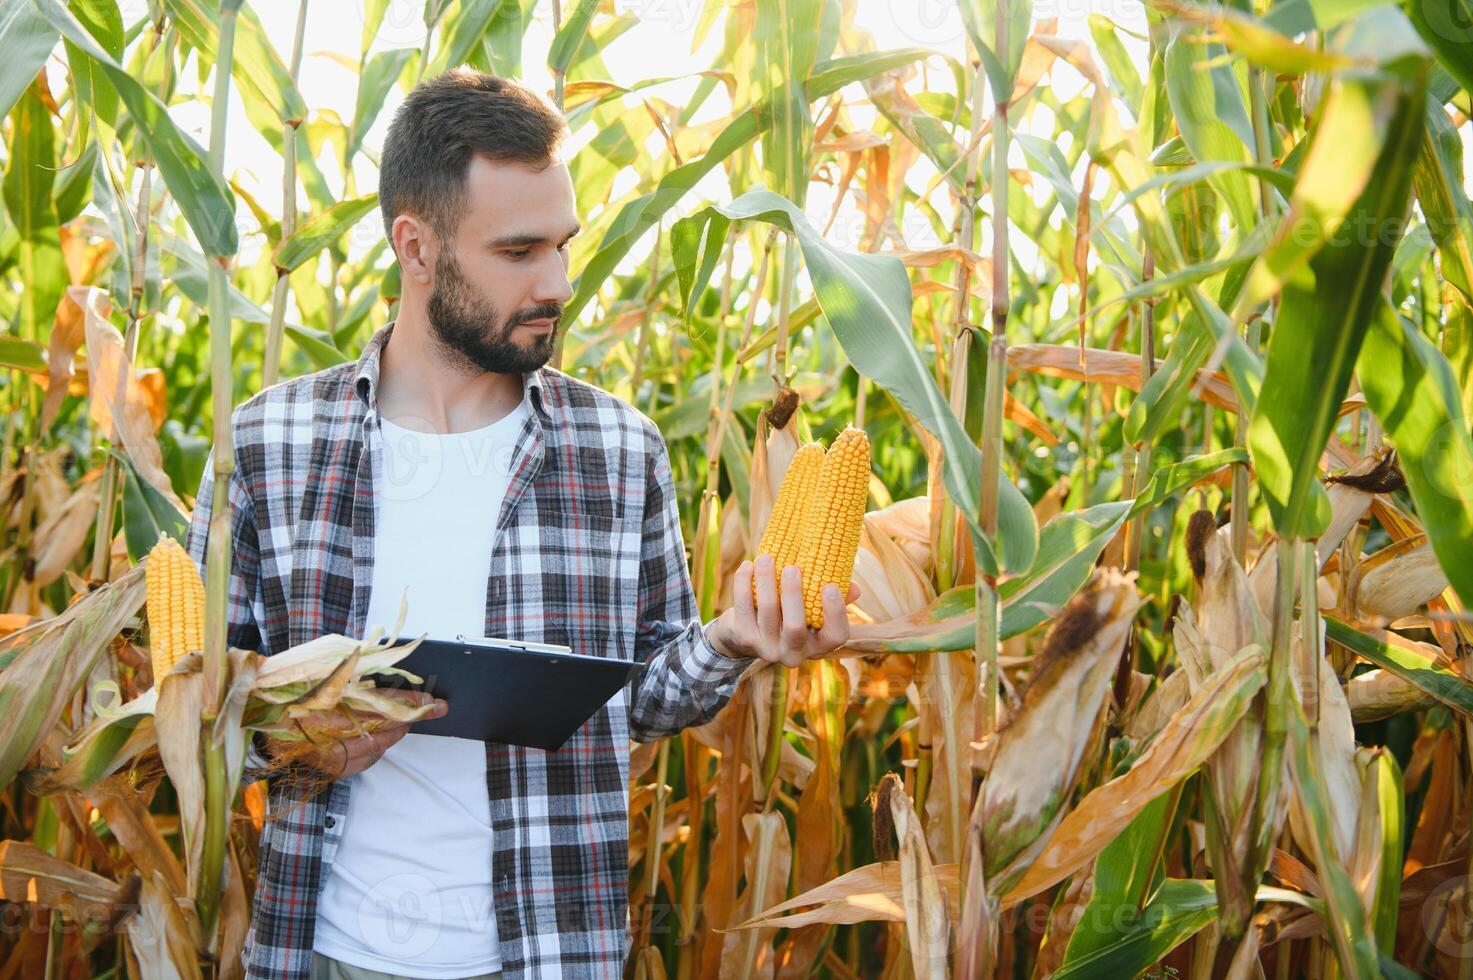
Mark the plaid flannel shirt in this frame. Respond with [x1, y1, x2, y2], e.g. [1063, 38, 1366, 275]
[182, 319, 753, 979]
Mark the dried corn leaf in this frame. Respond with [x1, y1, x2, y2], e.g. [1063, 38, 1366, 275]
[720, 810, 792, 980]
[31, 479, 101, 588]
[124, 870, 203, 980]
[79, 287, 183, 511]
[879, 772, 950, 980]
[0, 839, 132, 926]
[735, 860, 962, 929]
[0, 564, 147, 787]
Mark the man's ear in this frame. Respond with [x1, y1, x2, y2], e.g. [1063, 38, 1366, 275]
[392, 213, 436, 286]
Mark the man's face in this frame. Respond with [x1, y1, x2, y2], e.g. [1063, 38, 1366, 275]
[424, 153, 578, 375]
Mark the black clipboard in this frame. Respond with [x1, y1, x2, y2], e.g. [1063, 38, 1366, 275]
[371, 633, 646, 750]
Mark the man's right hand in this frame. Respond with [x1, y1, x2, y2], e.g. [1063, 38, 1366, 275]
[261, 690, 447, 780]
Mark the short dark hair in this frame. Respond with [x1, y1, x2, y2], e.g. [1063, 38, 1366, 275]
[379, 68, 568, 248]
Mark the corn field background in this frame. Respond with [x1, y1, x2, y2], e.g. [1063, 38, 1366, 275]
[2, 0, 1473, 976]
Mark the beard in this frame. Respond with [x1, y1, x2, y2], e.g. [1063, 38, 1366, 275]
[424, 247, 561, 375]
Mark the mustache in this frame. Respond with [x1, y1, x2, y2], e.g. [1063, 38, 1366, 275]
[509, 306, 562, 326]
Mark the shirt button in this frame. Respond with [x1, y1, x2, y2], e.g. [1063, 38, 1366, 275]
[324, 815, 336, 829]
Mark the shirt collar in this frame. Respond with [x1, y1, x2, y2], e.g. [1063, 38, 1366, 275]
[352, 319, 552, 422]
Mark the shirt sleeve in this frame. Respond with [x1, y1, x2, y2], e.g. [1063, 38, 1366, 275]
[626, 432, 751, 742]
[183, 434, 272, 784]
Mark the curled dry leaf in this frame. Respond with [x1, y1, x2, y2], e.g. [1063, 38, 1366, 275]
[732, 860, 961, 930]
[77, 286, 183, 511]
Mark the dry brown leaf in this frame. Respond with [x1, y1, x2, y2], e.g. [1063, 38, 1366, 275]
[885, 772, 950, 980]
[154, 671, 207, 898]
[720, 810, 792, 980]
[78, 286, 184, 511]
[0, 839, 132, 923]
[124, 870, 203, 980]
[912, 651, 974, 866]
[31, 480, 101, 587]
[735, 861, 962, 930]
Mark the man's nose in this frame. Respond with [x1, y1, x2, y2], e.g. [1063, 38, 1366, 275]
[534, 252, 574, 307]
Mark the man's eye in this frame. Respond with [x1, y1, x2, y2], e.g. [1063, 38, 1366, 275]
[507, 249, 530, 259]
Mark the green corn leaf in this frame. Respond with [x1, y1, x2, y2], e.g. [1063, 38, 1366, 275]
[3, 83, 65, 344]
[547, 0, 598, 74]
[1413, 96, 1473, 302]
[1325, 617, 1473, 718]
[753, 0, 822, 208]
[1357, 303, 1473, 608]
[0, 1, 55, 121]
[673, 187, 1039, 577]
[114, 449, 190, 563]
[1248, 61, 1426, 540]
[32, 0, 239, 257]
[563, 47, 932, 326]
[273, 194, 379, 273]
[1163, 29, 1258, 233]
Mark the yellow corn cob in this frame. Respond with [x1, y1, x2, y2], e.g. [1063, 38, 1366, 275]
[795, 426, 870, 628]
[145, 536, 206, 684]
[751, 442, 825, 607]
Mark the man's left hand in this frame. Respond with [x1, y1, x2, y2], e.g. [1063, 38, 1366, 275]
[705, 554, 861, 667]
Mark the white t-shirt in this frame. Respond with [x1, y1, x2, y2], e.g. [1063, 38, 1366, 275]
[313, 387, 531, 978]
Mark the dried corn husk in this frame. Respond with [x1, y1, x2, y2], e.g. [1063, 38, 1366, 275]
[1248, 451, 1403, 619]
[1349, 540, 1448, 623]
[1183, 511, 1272, 939]
[866, 496, 934, 574]
[49, 590, 436, 790]
[1003, 645, 1267, 907]
[1346, 669, 1436, 721]
[977, 569, 1141, 895]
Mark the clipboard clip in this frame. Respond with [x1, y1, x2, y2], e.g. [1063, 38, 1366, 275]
[454, 632, 572, 656]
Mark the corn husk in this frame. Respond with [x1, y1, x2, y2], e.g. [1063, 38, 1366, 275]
[1002, 644, 1267, 907]
[1349, 539, 1448, 623]
[1248, 451, 1403, 619]
[1183, 511, 1272, 939]
[49, 590, 436, 790]
[1346, 668, 1436, 721]
[865, 495, 933, 574]
[977, 568, 1141, 894]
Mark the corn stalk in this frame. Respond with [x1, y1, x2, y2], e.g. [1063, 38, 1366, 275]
[196, 0, 245, 945]
[262, 0, 308, 389]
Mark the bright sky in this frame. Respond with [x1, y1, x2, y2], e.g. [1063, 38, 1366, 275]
[56, 0, 1147, 324]
[151, 4, 1148, 273]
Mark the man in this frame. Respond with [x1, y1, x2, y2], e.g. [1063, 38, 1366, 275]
[182, 69, 859, 980]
